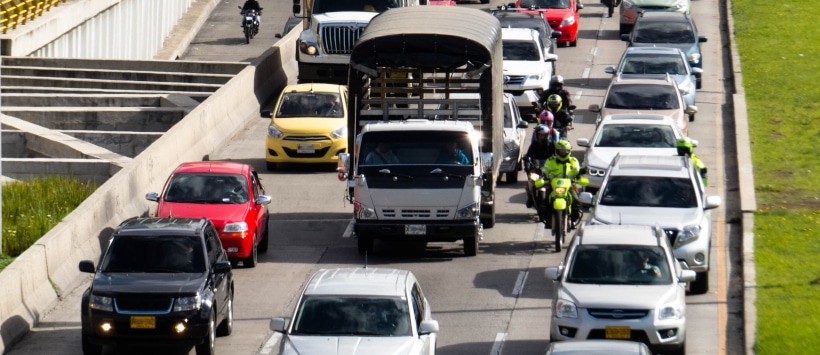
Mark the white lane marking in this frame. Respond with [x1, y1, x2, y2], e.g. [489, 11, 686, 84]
[513, 271, 529, 296]
[582, 67, 591, 79]
[490, 332, 507, 355]
[574, 91, 583, 100]
[534, 224, 548, 241]
[259, 332, 282, 355]
[342, 219, 355, 238]
[589, 47, 597, 56]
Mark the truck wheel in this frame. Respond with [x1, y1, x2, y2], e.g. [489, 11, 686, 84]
[506, 171, 518, 183]
[357, 236, 373, 255]
[480, 202, 496, 229]
[690, 271, 709, 295]
[463, 236, 478, 256]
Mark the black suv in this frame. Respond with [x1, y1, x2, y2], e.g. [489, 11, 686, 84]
[79, 217, 234, 355]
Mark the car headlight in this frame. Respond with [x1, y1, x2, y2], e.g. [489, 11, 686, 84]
[687, 52, 701, 64]
[587, 166, 607, 177]
[267, 125, 284, 139]
[456, 204, 479, 220]
[658, 304, 682, 320]
[174, 295, 202, 312]
[89, 294, 113, 312]
[354, 202, 378, 220]
[298, 32, 320, 56]
[560, 16, 575, 27]
[330, 125, 347, 139]
[223, 222, 249, 233]
[673, 0, 688, 10]
[675, 224, 702, 246]
[555, 299, 578, 318]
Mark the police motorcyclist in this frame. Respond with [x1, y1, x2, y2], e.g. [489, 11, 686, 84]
[537, 140, 586, 229]
[539, 75, 574, 116]
[545, 94, 573, 135]
[676, 137, 708, 186]
[240, 0, 262, 30]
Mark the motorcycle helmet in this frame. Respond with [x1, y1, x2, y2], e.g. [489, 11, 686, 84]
[538, 110, 554, 125]
[547, 94, 562, 111]
[550, 75, 564, 90]
[535, 124, 551, 138]
[555, 139, 572, 161]
[676, 137, 694, 156]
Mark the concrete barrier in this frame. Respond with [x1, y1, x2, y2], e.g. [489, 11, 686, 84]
[0, 27, 298, 355]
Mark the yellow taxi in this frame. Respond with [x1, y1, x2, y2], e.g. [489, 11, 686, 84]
[264, 83, 348, 170]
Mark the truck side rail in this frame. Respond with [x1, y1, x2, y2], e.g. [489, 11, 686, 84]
[358, 98, 484, 126]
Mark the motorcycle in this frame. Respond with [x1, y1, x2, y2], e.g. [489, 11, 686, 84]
[524, 158, 549, 224]
[238, 6, 261, 44]
[531, 168, 589, 252]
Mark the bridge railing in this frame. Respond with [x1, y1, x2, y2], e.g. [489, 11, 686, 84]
[0, 0, 65, 34]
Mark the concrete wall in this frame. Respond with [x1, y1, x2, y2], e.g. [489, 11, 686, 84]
[0, 28, 299, 354]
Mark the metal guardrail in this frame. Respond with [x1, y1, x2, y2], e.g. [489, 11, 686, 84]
[0, 0, 65, 34]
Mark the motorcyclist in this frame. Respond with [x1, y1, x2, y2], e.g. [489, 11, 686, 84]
[676, 137, 708, 186]
[538, 75, 574, 116]
[536, 140, 586, 229]
[532, 110, 556, 143]
[523, 125, 555, 210]
[603, 0, 621, 18]
[241, 0, 262, 30]
[545, 94, 573, 135]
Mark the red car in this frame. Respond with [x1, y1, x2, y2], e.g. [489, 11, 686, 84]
[146, 161, 272, 267]
[517, 0, 584, 47]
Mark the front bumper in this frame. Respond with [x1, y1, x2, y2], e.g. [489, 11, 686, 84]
[355, 220, 479, 242]
[83, 311, 209, 347]
[266, 136, 347, 164]
[550, 310, 686, 350]
[220, 234, 254, 259]
[671, 232, 710, 273]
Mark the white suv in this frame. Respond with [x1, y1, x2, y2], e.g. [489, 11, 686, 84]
[501, 27, 557, 118]
[545, 224, 696, 355]
[578, 154, 721, 294]
[270, 268, 440, 355]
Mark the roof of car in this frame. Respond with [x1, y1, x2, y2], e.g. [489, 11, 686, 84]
[637, 11, 693, 23]
[611, 75, 677, 86]
[303, 268, 412, 297]
[115, 217, 209, 235]
[610, 155, 689, 177]
[174, 161, 250, 175]
[623, 46, 685, 55]
[577, 224, 663, 247]
[600, 113, 677, 124]
[501, 27, 539, 41]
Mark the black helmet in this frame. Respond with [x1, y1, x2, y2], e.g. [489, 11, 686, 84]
[550, 75, 564, 88]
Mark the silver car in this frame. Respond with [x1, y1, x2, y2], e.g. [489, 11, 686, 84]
[544, 224, 696, 354]
[578, 155, 721, 295]
[270, 267, 439, 355]
[500, 93, 529, 183]
[577, 113, 687, 192]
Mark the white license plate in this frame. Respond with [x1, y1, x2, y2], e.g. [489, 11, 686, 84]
[297, 144, 315, 154]
[405, 224, 426, 235]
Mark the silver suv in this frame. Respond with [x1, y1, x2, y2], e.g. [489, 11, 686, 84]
[544, 224, 696, 355]
[270, 268, 440, 355]
[578, 154, 721, 294]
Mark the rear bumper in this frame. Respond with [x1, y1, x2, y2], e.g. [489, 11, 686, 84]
[355, 220, 479, 241]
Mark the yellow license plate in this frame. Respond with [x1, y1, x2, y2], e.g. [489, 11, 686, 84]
[605, 326, 631, 339]
[130, 316, 156, 329]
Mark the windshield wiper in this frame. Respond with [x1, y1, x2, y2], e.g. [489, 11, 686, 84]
[429, 168, 466, 180]
[378, 169, 414, 181]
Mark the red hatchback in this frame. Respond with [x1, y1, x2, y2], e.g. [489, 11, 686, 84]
[517, 0, 584, 47]
[147, 161, 272, 267]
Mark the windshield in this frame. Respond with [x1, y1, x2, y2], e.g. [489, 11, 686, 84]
[276, 92, 344, 118]
[313, 0, 403, 13]
[503, 40, 541, 61]
[634, 22, 696, 44]
[519, 0, 570, 9]
[595, 124, 677, 148]
[291, 296, 412, 336]
[567, 245, 672, 285]
[100, 235, 206, 273]
[163, 173, 249, 204]
[360, 132, 473, 167]
[605, 84, 680, 110]
[599, 176, 697, 208]
[620, 54, 687, 75]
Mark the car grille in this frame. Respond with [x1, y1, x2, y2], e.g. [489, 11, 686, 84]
[284, 135, 330, 142]
[663, 228, 679, 245]
[587, 308, 649, 320]
[283, 146, 330, 158]
[115, 296, 173, 314]
[639, 5, 673, 10]
[320, 24, 366, 55]
[381, 209, 451, 219]
[504, 75, 526, 86]
[547, 20, 561, 27]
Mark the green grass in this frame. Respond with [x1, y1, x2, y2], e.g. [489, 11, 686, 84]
[1, 176, 98, 270]
[733, 0, 820, 352]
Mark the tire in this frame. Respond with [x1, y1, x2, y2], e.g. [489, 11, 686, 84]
[216, 293, 233, 336]
[690, 270, 709, 295]
[81, 333, 102, 355]
[243, 234, 258, 268]
[195, 312, 216, 355]
[671, 342, 686, 355]
[463, 236, 478, 256]
[357, 235, 373, 255]
[506, 170, 518, 183]
[480, 197, 496, 229]
[258, 224, 269, 253]
[619, 24, 630, 35]
[689, 113, 696, 122]
[553, 210, 565, 252]
[569, 39, 577, 47]
[245, 26, 251, 44]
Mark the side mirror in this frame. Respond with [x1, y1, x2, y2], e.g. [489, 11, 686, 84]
[517, 121, 529, 129]
[337, 153, 351, 181]
[679, 269, 697, 283]
[79, 260, 96, 273]
[270, 317, 287, 332]
[145, 192, 159, 202]
[578, 192, 594, 205]
[576, 138, 589, 147]
[704, 195, 722, 210]
[544, 267, 560, 280]
[698, 36, 708, 43]
[577, 3, 584, 9]
[544, 53, 558, 62]
[261, 110, 273, 118]
[213, 260, 232, 274]
[604, 66, 615, 74]
[620, 34, 630, 41]
[685, 105, 698, 115]
[255, 195, 273, 205]
[588, 104, 601, 113]
[419, 320, 440, 334]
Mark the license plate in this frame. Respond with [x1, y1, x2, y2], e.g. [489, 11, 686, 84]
[130, 316, 156, 329]
[605, 326, 631, 339]
[405, 224, 426, 235]
[297, 144, 315, 154]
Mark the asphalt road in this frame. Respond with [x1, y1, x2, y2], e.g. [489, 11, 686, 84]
[5, 0, 743, 354]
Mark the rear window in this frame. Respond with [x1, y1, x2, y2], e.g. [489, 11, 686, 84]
[605, 84, 680, 110]
[600, 176, 697, 208]
[634, 22, 695, 43]
[595, 124, 677, 148]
